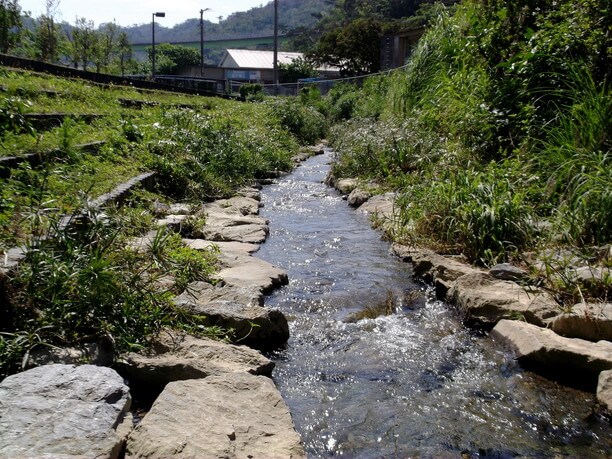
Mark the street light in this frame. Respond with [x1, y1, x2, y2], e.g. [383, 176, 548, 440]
[200, 8, 211, 76]
[151, 12, 165, 80]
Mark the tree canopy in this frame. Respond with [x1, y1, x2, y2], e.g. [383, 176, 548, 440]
[0, 0, 22, 54]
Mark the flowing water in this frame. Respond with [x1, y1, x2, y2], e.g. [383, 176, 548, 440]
[256, 150, 611, 458]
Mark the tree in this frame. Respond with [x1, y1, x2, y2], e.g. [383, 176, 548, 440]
[308, 18, 385, 75]
[116, 31, 134, 76]
[148, 43, 200, 75]
[279, 56, 318, 83]
[97, 22, 117, 73]
[0, 0, 22, 54]
[68, 17, 96, 70]
[34, 0, 62, 63]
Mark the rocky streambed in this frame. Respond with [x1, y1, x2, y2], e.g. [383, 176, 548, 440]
[0, 149, 317, 458]
[1, 146, 610, 458]
[256, 149, 611, 457]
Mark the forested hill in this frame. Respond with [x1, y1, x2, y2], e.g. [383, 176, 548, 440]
[124, 0, 333, 44]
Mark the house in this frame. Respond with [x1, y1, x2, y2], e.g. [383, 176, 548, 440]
[174, 48, 339, 95]
[218, 49, 339, 84]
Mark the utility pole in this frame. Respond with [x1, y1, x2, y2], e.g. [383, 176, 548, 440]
[200, 9, 205, 76]
[200, 8, 211, 77]
[273, 0, 279, 95]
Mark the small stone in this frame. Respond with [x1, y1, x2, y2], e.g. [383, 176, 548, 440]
[489, 263, 528, 282]
[347, 188, 370, 208]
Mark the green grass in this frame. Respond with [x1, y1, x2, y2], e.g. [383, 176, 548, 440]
[0, 66, 325, 377]
[326, 0, 611, 281]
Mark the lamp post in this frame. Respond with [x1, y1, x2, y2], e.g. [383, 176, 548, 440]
[200, 8, 211, 76]
[151, 12, 165, 79]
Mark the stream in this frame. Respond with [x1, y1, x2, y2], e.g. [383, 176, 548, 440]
[255, 150, 611, 458]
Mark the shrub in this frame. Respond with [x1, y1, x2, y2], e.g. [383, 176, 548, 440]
[268, 98, 327, 145]
[530, 66, 612, 245]
[239, 83, 264, 102]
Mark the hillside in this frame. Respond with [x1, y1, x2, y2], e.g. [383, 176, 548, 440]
[123, 0, 333, 44]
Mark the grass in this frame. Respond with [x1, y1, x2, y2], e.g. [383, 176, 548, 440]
[0, 66, 324, 378]
[325, 0, 610, 304]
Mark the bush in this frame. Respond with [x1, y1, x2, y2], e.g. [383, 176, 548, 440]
[239, 83, 264, 102]
[148, 109, 296, 199]
[1, 208, 221, 377]
[268, 98, 327, 145]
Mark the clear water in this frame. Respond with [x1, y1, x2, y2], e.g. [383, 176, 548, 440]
[256, 151, 611, 458]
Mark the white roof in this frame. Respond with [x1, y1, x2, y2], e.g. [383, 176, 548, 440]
[219, 49, 305, 69]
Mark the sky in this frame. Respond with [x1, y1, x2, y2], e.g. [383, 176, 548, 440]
[18, 0, 270, 27]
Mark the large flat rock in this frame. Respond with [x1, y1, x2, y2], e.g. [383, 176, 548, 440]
[217, 255, 289, 293]
[185, 238, 288, 294]
[392, 244, 480, 283]
[175, 280, 263, 306]
[126, 373, 305, 459]
[203, 195, 261, 217]
[117, 331, 274, 389]
[549, 302, 612, 342]
[196, 211, 269, 244]
[448, 272, 560, 328]
[357, 193, 395, 220]
[0, 364, 131, 459]
[491, 319, 612, 389]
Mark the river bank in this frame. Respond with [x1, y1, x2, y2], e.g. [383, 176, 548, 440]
[327, 173, 612, 412]
[0, 147, 327, 458]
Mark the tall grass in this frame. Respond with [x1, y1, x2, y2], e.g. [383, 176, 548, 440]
[415, 163, 535, 265]
[530, 66, 612, 244]
[327, 0, 611, 266]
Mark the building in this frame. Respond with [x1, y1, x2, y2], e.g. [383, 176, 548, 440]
[177, 48, 339, 92]
[380, 27, 426, 70]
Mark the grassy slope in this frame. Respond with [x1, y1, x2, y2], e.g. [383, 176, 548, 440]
[326, 0, 610, 302]
[0, 68, 326, 376]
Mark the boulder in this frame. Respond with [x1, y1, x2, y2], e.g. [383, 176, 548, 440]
[489, 263, 529, 282]
[0, 364, 131, 459]
[168, 203, 192, 215]
[184, 238, 260, 257]
[185, 239, 287, 293]
[236, 187, 261, 202]
[196, 211, 269, 244]
[597, 370, 612, 412]
[175, 280, 263, 307]
[126, 373, 305, 459]
[117, 331, 274, 390]
[491, 319, 612, 389]
[347, 188, 371, 208]
[392, 245, 480, 283]
[549, 303, 612, 342]
[175, 297, 290, 351]
[335, 178, 358, 195]
[575, 266, 611, 296]
[216, 254, 288, 293]
[357, 193, 395, 221]
[204, 196, 261, 217]
[448, 272, 560, 329]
